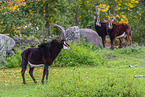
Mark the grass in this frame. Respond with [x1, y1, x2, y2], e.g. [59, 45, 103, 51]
[1, 44, 145, 96]
[1, 66, 145, 97]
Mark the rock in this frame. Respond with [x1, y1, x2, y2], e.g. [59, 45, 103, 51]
[51, 24, 102, 48]
[80, 29, 102, 48]
[14, 38, 39, 47]
[134, 75, 145, 78]
[0, 34, 15, 56]
[129, 65, 133, 68]
[66, 26, 80, 42]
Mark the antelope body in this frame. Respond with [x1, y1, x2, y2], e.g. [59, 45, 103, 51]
[105, 19, 132, 50]
[21, 24, 71, 84]
[94, 7, 108, 47]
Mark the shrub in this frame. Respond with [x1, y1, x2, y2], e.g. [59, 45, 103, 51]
[54, 42, 104, 67]
[3, 48, 23, 68]
[2, 41, 145, 68]
[2, 45, 32, 69]
[2, 41, 104, 68]
[121, 43, 142, 54]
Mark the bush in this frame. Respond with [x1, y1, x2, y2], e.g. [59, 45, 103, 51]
[3, 48, 23, 68]
[54, 41, 104, 67]
[2, 41, 104, 68]
[2, 41, 145, 68]
[121, 43, 142, 54]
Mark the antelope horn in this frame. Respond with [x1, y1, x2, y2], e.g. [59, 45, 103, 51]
[109, 10, 111, 20]
[51, 24, 66, 40]
[95, 6, 98, 18]
[105, 12, 108, 20]
[98, 8, 100, 17]
[111, 19, 115, 22]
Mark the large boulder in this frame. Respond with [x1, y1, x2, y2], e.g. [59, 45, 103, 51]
[14, 38, 39, 47]
[80, 29, 102, 47]
[0, 34, 15, 56]
[52, 24, 102, 48]
[65, 26, 80, 42]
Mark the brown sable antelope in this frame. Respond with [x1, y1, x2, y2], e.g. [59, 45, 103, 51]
[21, 24, 71, 84]
[104, 12, 132, 50]
[94, 6, 108, 47]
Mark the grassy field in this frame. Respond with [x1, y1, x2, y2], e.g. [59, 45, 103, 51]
[1, 66, 145, 97]
[1, 44, 145, 97]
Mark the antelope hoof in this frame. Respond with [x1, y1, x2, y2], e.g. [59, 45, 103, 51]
[41, 81, 44, 84]
[34, 81, 37, 83]
[118, 46, 122, 48]
[23, 82, 27, 85]
[111, 47, 114, 50]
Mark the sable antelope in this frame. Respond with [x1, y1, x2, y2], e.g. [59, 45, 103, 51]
[21, 24, 71, 84]
[104, 12, 132, 50]
[94, 6, 108, 47]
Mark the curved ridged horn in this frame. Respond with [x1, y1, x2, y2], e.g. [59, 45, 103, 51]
[98, 8, 100, 17]
[109, 10, 111, 20]
[51, 24, 66, 40]
[105, 12, 108, 20]
[95, 6, 98, 18]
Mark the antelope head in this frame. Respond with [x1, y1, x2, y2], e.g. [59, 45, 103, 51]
[94, 6, 101, 27]
[104, 11, 115, 29]
[51, 24, 71, 50]
[104, 19, 115, 29]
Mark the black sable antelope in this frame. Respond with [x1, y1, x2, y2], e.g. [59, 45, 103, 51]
[104, 12, 132, 50]
[21, 24, 71, 84]
[94, 6, 108, 47]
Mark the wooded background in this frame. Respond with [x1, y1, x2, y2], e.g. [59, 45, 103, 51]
[0, 0, 145, 43]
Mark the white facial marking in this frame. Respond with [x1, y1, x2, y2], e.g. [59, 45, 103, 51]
[96, 22, 101, 27]
[94, 16, 96, 19]
[63, 41, 70, 49]
[28, 62, 44, 67]
[108, 22, 113, 29]
[116, 32, 126, 38]
[108, 26, 113, 29]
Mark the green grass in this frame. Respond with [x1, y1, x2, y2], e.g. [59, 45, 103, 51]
[1, 44, 145, 96]
[1, 66, 145, 97]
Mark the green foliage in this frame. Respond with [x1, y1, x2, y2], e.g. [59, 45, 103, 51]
[121, 43, 142, 54]
[3, 48, 23, 68]
[2, 41, 145, 69]
[0, 0, 145, 42]
[54, 42, 104, 67]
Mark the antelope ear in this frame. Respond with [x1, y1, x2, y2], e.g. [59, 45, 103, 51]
[94, 16, 96, 19]
[57, 38, 61, 42]
[111, 19, 115, 22]
[104, 19, 107, 22]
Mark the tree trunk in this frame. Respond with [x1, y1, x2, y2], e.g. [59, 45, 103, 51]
[45, 3, 49, 38]
[75, 6, 79, 26]
[113, 0, 116, 16]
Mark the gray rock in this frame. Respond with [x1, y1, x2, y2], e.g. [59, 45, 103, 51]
[14, 38, 39, 47]
[51, 24, 102, 48]
[66, 26, 80, 42]
[0, 34, 15, 56]
[80, 29, 102, 47]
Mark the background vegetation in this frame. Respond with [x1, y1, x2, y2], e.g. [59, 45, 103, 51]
[0, 0, 145, 42]
[1, 0, 145, 96]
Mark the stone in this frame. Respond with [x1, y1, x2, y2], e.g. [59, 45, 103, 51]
[66, 26, 80, 42]
[0, 34, 15, 56]
[80, 29, 102, 48]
